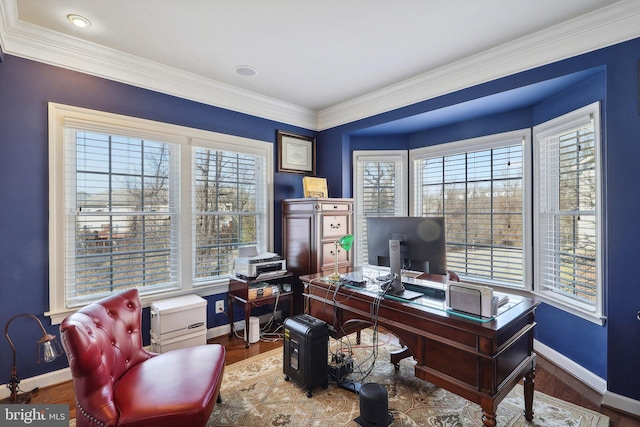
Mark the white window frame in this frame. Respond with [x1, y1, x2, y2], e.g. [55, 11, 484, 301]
[47, 103, 273, 323]
[409, 130, 533, 290]
[352, 150, 408, 266]
[533, 102, 604, 324]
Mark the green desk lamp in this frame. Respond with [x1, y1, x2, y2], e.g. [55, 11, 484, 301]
[328, 234, 354, 281]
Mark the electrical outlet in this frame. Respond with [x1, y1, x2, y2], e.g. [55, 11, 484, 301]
[215, 300, 224, 314]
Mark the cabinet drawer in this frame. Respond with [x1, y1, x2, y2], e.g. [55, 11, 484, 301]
[321, 241, 350, 268]
[320, 202, 351, 212]
[322, 215, 349, 237]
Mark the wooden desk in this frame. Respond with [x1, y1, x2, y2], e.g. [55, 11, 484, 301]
[300, 269, 539, 427]
[228, 273, 294, 348]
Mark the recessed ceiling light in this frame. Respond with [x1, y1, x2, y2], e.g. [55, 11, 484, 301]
[67, 14, 91, 28]
[234, 66, 257, 77]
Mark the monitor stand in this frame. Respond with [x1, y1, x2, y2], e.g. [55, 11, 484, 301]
[387, 239, 423, 300]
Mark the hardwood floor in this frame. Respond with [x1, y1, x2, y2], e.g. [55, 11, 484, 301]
[532, 355, 640, 427]
[28, 329, 639, 426]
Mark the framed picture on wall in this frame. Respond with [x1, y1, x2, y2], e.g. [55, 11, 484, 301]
[277, 131, 316, 175]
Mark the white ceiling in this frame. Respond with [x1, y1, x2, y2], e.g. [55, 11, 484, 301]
[1, 0, 639, 130]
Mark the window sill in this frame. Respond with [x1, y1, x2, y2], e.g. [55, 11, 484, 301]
[47, 280, 230, 325]
[532, 291, 606, 326]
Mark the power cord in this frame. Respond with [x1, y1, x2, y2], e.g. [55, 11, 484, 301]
[328, 274, 398, 390]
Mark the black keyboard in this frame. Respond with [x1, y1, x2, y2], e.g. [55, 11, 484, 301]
[403, 283, 446, 300]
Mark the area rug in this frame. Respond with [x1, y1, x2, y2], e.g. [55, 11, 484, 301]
[209, 331, 609, 427]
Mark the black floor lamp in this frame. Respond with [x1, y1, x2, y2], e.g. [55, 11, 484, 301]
[2, 313, 64, 404]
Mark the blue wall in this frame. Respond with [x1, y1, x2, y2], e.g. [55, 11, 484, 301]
[318, 37, 640, 401]
[1, 35, 640, 403]
[0, 54, 314, 380]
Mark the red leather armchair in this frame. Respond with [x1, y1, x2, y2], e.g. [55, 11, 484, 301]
[60, 289, 225, 427]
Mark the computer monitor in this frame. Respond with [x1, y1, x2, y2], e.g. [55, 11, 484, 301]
[366, 216, 446, 298]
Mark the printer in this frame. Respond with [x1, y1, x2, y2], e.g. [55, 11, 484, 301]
[233, 246, 286, 280]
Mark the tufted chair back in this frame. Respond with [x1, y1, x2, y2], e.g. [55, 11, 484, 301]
[60, 289, 155, 426]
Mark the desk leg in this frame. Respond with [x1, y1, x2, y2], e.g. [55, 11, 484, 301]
[524, 367, 535, 421]
[481, 409, 497, 427]
[228, 296, 234, 339]
[390, 346, 412, 369]
[244, 303, 251, 348]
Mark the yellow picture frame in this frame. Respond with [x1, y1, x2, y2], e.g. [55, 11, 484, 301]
[303, 177, 328, 197]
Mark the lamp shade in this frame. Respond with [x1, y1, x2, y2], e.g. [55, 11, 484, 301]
[3, 313, 64, 404]
[337, 234, 354, 251]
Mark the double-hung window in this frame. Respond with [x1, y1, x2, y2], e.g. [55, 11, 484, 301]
[70, 131, 181, 299]
[192, 142, 268, 282]
[48, 103, 272, 322]
[533, 102, 603, 322]
[352, 151, 408, 266]
[410, 130, 532, 288]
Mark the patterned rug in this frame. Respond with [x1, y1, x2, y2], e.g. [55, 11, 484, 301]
[209, 332, 609, 427]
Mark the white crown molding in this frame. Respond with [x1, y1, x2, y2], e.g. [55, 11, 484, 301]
[1, 1, 640, 132]
[318, 0, 640, 131]
[0, 0, 317, 130]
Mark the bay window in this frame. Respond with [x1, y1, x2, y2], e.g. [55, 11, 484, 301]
[351, 103, 603, 322]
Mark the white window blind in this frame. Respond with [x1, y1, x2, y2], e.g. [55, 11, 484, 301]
[411, 130, 530, 287]
[66, 129, 181, 305]
[192, 147, 267, 281]
[534, 102, 602, 321]
[353, 151, 408, 266]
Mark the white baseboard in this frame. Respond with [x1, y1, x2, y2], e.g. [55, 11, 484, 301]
[207, 310, 283, 339]
[0, 367, 72, 400]
[534, 339, 640, 415]
[256, 310, 283, 325]
[602, 390, 640, 417]
[534, 339, 607, 394]
[207, 321, 242, 339]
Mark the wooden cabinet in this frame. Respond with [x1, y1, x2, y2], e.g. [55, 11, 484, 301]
[282, 198, 354, 276]
[282, 198, 354, 312]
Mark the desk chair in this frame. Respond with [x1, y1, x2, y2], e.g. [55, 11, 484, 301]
[60, 289, 225, 427]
